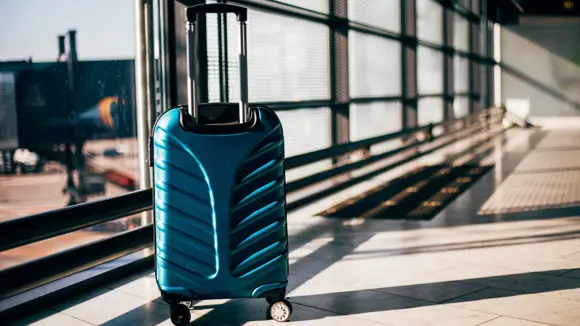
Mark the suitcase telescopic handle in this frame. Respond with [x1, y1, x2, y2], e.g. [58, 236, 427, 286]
[185, 3, 250, 124]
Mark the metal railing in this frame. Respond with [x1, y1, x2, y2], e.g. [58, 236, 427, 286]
[0, 107, 506, 302]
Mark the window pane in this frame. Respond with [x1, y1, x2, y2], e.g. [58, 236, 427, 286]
[454, 55, 469, 93]
[349, 31, 401, 98]
[350, 101, 402, 141]
[0, 0, 140, 267]
[277, 108, 332, 181]
[348, 0, 400, 33]
[418, 97, 444, 125]
[209, 10, 331, 103]
[454, 14, 469, 52]
[418, 46, 443, 94]
[417, 0, 443, 44]
[454, 96, 470, 118]
[273, 0, 329, 13]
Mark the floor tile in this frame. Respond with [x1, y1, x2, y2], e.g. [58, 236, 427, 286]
[479, 316, 552, 326]
[354, 303, 498, 326]
[373, 280, 486, 303]
[12, 311, 93, 326]
[448, 288, 580, 326]
[193, 297, 389, 326]
[106, 271, 165, 303]
[54, 287, 152, 325]
[561, 251, 580, 261]
[561, 269, 580, 279]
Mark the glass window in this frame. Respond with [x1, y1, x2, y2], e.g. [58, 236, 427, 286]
[0, 0, 140, 268]
[274, 0, 329, 13]
[454, 14, 469, 52]
[208, 9, 331, 103]
[417, 46, 443, 95]
[350, 101, 402, 141]
[454, 96, 470, 118]
[454, 55, 469, 93]
[418, 97, 444, 125]
[348, 0, 400, 33]
[277, 108, 332, 181]
[349, 31, 401, 98]
[416, 0, 443, 44]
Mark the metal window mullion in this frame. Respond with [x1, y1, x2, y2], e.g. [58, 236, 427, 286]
[442, 5, 454, 123]
[401, 0, 418, 132]
[486, 20, 495, 108]
[469, 20, 480, 113]
[330, 0, 349, 166]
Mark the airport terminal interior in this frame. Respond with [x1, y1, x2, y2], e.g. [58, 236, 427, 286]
[1, 0, 580, 325]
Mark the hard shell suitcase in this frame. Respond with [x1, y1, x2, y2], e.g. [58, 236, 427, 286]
[150, 4, 291, 325]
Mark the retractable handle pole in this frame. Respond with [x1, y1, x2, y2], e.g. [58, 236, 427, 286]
[185, 3, 249, 124]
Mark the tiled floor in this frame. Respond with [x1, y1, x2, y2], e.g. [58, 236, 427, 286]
[14, 128, 580, 326]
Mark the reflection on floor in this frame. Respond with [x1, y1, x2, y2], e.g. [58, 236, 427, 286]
[14, 129, 580, 326]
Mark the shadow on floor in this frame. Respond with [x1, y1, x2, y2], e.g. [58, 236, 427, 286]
[318, 130, 503, 221]
[85, 213, 580, 325]
[17, 127, 564, 326]
[92, 267, 580, 325]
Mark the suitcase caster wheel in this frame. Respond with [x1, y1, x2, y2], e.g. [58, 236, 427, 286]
[181, 301, 194, 309]
[268, 299, 292, 322]
[170, 304, 191, 326]
[266, 296, 284, 305]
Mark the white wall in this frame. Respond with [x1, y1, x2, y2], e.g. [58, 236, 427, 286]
[500, 18, 580, 118]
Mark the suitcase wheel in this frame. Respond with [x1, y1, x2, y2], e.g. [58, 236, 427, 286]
[170, 303, 191, 326]
[267, 299, 293, 322]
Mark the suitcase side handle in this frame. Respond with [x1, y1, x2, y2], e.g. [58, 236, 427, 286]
[185, 3, 250, 125]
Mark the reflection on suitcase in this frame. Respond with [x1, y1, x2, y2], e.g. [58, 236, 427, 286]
[150, 3, 292, 325]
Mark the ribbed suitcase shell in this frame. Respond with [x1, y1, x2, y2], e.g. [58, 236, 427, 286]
[152, 106, 289, 302]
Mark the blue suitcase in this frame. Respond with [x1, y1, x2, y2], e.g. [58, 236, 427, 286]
[151, 4, 291, 325]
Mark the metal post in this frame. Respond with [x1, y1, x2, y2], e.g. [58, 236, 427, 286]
[485, 20, 494, 109]
[492, 22, 502, 107]
[57, 35, 66, 61]
[469, 17, 481, 114]
[401, 0, 418, 139]
[442, 6, 455, 125]
[330, 0, 350, 165]
[135, 0, 154, 225]
[65, 30, 85, 205]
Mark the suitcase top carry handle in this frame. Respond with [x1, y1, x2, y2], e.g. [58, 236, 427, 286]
[185, 3, 250, 125]
[186, 3, 247, 22]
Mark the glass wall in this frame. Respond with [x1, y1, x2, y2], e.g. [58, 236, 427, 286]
[0, 0, 495, 273]
[0, 0, 138, 270]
